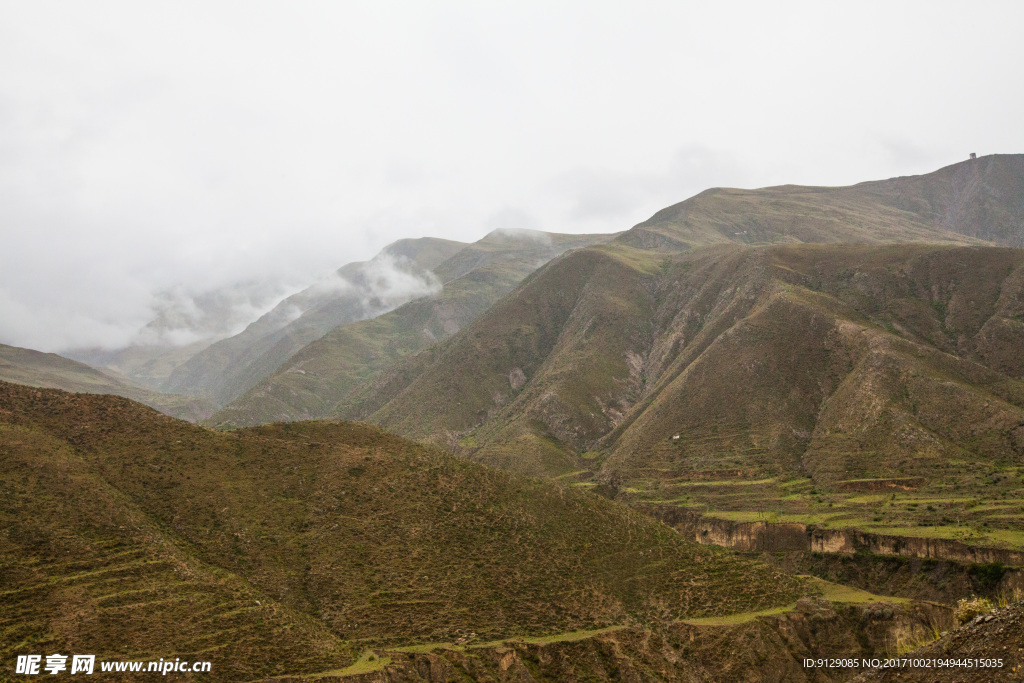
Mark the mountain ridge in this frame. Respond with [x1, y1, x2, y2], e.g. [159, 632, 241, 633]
[0, 342, 214, 421]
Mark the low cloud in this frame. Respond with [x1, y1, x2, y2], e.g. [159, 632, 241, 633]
[305, 273, 357, 298]
[0, 288, 144, 353]
[130, 280, 296, 348]
[304, 252, 442, 308]
[348, 252, 443, 314]
[489, 228, 552, 245]
[238, 250, 445, 342]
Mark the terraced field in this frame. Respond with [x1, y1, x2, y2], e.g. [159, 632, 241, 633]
[0, 423, 350, 679]
[618, 464, 1024, 551]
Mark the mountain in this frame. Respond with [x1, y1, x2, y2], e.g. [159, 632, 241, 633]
[0, 343, 214, 421]
[598, 244, 1024, 483]
[0, 381, 807, 680]
[211, 229, 616, 427]
[214, 155, 1024, 429]
[222, 156, 1024, 550]
[206, 156, 1024, 428]
[333, 242, 1024, 541]
[159, 237, 467, 407]
[623, 153, 1023, 251]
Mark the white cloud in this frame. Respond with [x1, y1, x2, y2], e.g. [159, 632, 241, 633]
[0, 1, 1022, 351]
[355, 253, 443, 310]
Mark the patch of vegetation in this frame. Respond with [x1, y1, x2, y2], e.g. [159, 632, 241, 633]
[953, 596, 995, 625]
[331, 651, 391, 677]
[471, 625, 628, 648]
[969, 562, 1007, 591]
[680, 604, 797, 626]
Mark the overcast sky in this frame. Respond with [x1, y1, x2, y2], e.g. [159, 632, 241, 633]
[2, 1, 1023, 352]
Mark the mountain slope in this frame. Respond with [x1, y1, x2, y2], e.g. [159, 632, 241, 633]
[859, 152, 1024, 247]
[600, 243, 1024, 481]
[213, 156, 1022, 431]
[65, 339, 215, 391]
[284, 156, 1023, 471]
[339, 241, 1024, 548]
[211, 229, 616, 427]
[0, 343, 214, 421]
[0, 381, 806, 679]
[162, 237, 467, 407]
[350, 243, 665, 473]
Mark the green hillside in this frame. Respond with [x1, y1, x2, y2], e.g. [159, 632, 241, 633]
[0, 382, 806, 680]
[354, 243, 665, 472]
[0, 343, 214, 421]
[602, 244, 1024, 548]
[211, 229, 615, 427]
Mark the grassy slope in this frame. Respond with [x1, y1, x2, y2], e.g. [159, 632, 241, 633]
[210, 231, 616, 428]
[262, 157, 1024, 542]
[598, 244, 1024, 539]
[605, 244, 1024, 473]
[357, 243, 665, 476]
[0, 343, 214, 422]
[0, 382, 805, 680]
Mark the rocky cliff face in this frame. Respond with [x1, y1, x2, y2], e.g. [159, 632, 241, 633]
[644, 504, 1024, 566]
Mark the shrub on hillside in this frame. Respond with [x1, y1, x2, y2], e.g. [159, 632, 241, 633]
[954, 596, 994, 625]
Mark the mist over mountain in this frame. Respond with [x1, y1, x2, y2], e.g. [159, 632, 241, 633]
[160, 237, 465, 406]
[211, 229, 615, 426]
[62, 277, 302, 383]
